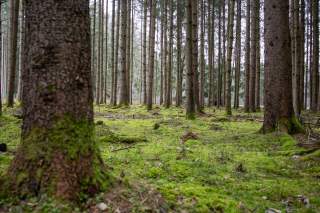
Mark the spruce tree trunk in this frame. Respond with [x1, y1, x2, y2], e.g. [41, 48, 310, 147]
[186, 0, 197, 119]
[165, 0, 173, 108]
[208, 0, 214, 107]
[262, 0, 303, 134]
[147, 0, 156, 110]
[0, 1, 2, 115]
[234, 0, 241, 109]
[176, 0, 183, 107]
[255, 14, 261, 111]
[311, 0, 319, 111]
[244, 0, 250, 112]
[4, 0, 105, 200]
[126, 0, 131, 104]
[192, 0, 200, 112]
[142, 0, 148, 105]
[119, 0, 128, 106]
[225, 0, 235, 115]
[163, 0, 168, 107]
[110, 0, 116, 105]
[218, 3, 222, 107]
[160, 0, 165, 105]
[7, 0, 20, 107]
[300, 0, 305, 110]
[92, 0, 97, 98]
[199, 0, 205, 110]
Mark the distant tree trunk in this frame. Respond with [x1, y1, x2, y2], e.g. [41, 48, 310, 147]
[186, 0, 197, 119]
[218, 2, 222, 107]
[225, 0, 235, 115]
[208, 0, 214, 107]
[234, 0, 241, 109]
[255, 0, 261, 110]
[165, 0, 173, 108]
[249, 0, 259, 112]
[110, 0, 116, 105]
[163, 0, 168, 106]
[262, 0, 303, 134]
[119, 0, 128, 106]
[142, 0, 148, 105]
[222, 0, 226, 107]
[104, 0, 109, 104]
[92, 0, 97, 97]
[311, 0, 319, 111]
[199, 0, 205, 110]
[5, 0, 105, 200]
[147, 0, 156, 110]
[99, 0, 104, 104]
[176, 0, 183, 107]
[96, 0, 102, 104]
[126, 0, 131, 104]
[7, 0, 20, 107]
[244, 0, 250, 112]
[300, 0, 305, 110]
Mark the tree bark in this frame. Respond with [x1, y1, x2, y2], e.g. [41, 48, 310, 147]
[7, 0, 20, 107]
[165, 0, 173, 108]
[225, 0, 236, 115]
[234, 0, 241, 109]
[147, 0, 156, 110]
[244, 0, 250, 112]
[110, 0, 116, 105]
[199, 0, 205, 110]
[311, 0, 319, 111]
[262, 0, 303, 134]
[176, 0, 183, 107]
[4, 0, 106, 200]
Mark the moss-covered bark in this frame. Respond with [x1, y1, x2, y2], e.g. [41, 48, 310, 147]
[2, 117, 109, 201]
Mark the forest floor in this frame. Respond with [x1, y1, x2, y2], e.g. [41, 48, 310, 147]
[0, 106, 320, 212]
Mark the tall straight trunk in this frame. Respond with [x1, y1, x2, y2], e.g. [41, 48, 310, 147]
[110, 0, 116, 105]
[244, 0, 250, 112]
[126, 0, 131, 104]
[208, 0, 214, 107]
[300, 0, 305, 110]
[7, 0, 20, 107]
[262, 0, 303, 134]
[114, 0, 121, 106]
[199, 0, 205, 109]
[163, 0, 168, 107]
[5, 0, 105, 200]
[92, 0, 97, 97]
[160, 0, 165, 105]
[119, 0, 128, 106]
[249, 0, 258, 112]
[217, 2, 222, 107]
[305, 0, 310, 109]
[176, 0, 183, 107]
[234, 0, 241, 109]
[17, 0, 25, 102]
[186, 0, 197, 119]
[255, 0, 261, 110]
[130, 9, 134, 104]
[165, 0, 173, 108]
[147, 0, 157, 110]
[104, 0, 109, 103]
[193, 0, 200, 112]
[222, 0, 226, 106]
[96, 0, 102, 104]
[311, 0, 319, 111]
[99, 0, 104, 104]
[225, 0, 235, 115]
[293, 0, 302, 115]
[142, 0, 148, 105]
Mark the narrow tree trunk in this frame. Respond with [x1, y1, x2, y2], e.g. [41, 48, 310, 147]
[160, 0, 165, 105]
[300, 0, 305, 110]
[104, 0, 109, 104]
[126, 0, 131, 104]
[176, 0, 183, 107]
[110, 0, 116, 105]
[193, 0, 200, 112]
[262, 0, 303, 134]
[225, 0, 235, 115]
[142, 0, 148, 105]
[311, 0, 319, 111]
[165, 0, 173, 108]
[199, 0, 205, 110]
[186, 0, 197, 119]
[218, 2, 222, 107]
[163, 0, 168, 107]
[7, 0, 20, 107]
[147, 0, 157, 110]
[234, 0, 241, 109]
[244, 0, 250, 112]
[4, 0, 106, 200]
[208, 0, 214, 107]
[255, 0, 261, 110]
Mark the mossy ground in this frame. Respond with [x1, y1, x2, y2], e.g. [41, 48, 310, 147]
[1, 105, 320, 212]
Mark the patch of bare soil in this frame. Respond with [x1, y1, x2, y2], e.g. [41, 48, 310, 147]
[88, 182, 168, 213]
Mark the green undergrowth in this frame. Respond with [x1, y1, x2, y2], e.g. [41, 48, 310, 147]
[0, 106, 320, 212]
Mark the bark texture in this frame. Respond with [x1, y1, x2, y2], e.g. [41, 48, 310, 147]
[4, 0, 105, 200]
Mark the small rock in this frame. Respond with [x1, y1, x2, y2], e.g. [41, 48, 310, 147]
[97, 202, 108, 211]
[265, 208, 281, 213]
[262, 196, 268, 200]
[0, 143, 7, 152]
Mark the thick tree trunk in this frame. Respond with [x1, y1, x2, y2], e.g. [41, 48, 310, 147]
[119, 0, 128, 106]
[262, 0, 303, 134]
[4, 0, 105, 200]
[186, 0, 197, 119]
[165, 0, 173, 108]
[234, 0, 241, 109]
[244, 0, 250, 112]
[7, 0, 20, 107]
[225, 0, 235, 115]
[0, 1, 2, 115]
[147, 0, 156, 110]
